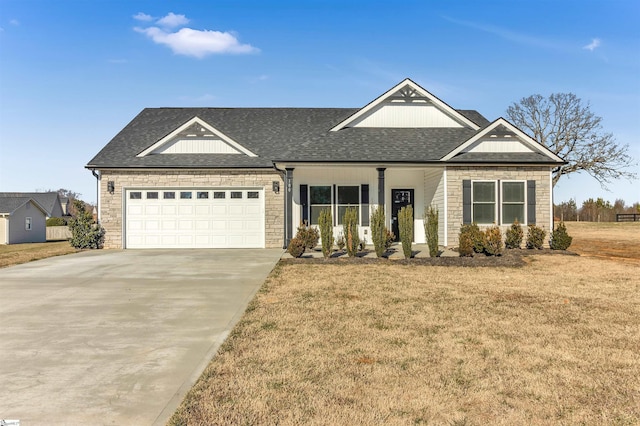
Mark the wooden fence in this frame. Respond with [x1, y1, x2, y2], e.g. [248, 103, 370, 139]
[616, 213, 640, 222]
[46, 226, 72, 241]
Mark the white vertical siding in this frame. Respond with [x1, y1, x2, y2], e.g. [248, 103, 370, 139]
[153, 138, 240, 154]
[349, 104, 464, 128]
[465, 139, 533, 153]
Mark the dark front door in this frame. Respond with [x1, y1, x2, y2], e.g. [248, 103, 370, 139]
[391, 189, 414, 241]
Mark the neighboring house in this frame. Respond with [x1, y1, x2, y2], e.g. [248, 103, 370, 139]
[87, 78, 564, 250]
[60, 197, 70, 215]
[0, 196, 48, 244]
[0, 192, 65, 219]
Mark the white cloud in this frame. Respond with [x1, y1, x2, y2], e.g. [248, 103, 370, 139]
[156, 12, 189, 28]
[10, 19, 19, 26]
[583, 38, 602, 51]
[133, 12, 153, 22]
[135, 26, 258, 58]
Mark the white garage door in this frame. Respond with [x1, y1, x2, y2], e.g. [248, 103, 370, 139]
[125, 188, 265, 248]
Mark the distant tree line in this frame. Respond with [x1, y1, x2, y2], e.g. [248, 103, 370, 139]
[555, 198, 640, 222]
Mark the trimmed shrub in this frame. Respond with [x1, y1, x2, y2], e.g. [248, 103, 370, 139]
[460, 223, 485, 254]
[46, 217, 67, 226]
[342, 207, 360, 257]
[69, 200, 105, 249]
[458, 228, 474, 257]
[370, 206, 387, 258]
[398, 205, 413, 259]
[296, 222, 320, 250]
[484, 225, 504, 256]
[423, 205, 439, 257]
[505, 220, 524, 249]
[550, 222, 573, 250]
[526, 224, 546, 249]
[318, 208, 334, 259]
[287, 237, 305, 258]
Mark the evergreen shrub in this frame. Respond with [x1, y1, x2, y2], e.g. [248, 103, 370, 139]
[287, 237, 305, 258]
[526, 224, 546, 249]
[342, 207, 360, 257]
[398, 205, 413, 259]
[370, 206, 387, 258]
[46, 217, 67, 226]
[318, 209, 334, 259]
[69, 200, 105, 249]
[484, 225, 504, 256]
[423, 205, 439, 257]
[505, 220, 524, 249]
[550, 222, 573, 250]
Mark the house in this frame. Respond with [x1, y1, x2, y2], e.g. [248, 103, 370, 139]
[0, 196, 48, 244]
[86, 78, 564, 250]
[0, 192, 65, 219]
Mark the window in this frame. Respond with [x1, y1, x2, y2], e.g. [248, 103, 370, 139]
[163, 192, 175, 199]
[147, 192, 158, 199]
[502, 181, 525, 224]
[213, 191, 226, 199]
[180, 191, 192, 199]
[197, 191, 209, 199]
[337, 186, 360, 224]
[472, 181, 496, 224]
[231, 191, 242, 199]
[25, 217, 32, 231]
[309, 186, 331, 225]
[129, 192, 142, 199]
[247, 191, 260, 199]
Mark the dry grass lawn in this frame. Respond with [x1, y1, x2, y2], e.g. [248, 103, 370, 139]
[170, 223, 640, 425]
[0, 241, 79, 268]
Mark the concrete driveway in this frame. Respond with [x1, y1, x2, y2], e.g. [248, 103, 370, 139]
[0, 248, 282, 425]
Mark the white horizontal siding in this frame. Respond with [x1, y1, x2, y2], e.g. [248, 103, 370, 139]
[424, 168, 445, 245]
[153, 138, 240, 154]
[349, 103, 464, 128]
[465, 139, 533, 153]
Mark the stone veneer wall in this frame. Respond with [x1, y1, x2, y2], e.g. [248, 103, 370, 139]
[99, 169, 284, 249]
[446, 166, 552, 247]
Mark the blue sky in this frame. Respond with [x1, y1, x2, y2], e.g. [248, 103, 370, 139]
[1, 0, 638, 206]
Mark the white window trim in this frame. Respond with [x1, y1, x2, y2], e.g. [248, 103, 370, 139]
[471, 180, 498, 225]
[25, 216, 32, 231]
[500, 180, 527, 225]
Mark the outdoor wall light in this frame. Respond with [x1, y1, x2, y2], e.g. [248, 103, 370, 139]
[107, 181, 115, 194]
[272, 181, 280, 194]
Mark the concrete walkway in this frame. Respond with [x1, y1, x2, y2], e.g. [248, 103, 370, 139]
[0, 248, 282, 425]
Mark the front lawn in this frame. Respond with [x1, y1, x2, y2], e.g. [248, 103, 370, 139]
[170, 251, 639, 424]
[0, 241, 79, 268]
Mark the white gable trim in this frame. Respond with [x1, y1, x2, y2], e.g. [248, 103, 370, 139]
[137, 116, 257, 158]
[440, 117, 564, 162]
[330, 78, 480, 131]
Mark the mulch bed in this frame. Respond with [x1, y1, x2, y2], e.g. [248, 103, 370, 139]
[280, 248, 579, 268]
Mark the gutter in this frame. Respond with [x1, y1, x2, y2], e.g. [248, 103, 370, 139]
[91, 169, 101, 223]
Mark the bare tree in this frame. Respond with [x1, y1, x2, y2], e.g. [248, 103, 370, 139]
[506, 93, 636, 187]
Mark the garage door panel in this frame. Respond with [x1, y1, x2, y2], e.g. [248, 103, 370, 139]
[126, 189, 264, 249]
[162, 205, 177, 215]
[179, 205, 194, 215]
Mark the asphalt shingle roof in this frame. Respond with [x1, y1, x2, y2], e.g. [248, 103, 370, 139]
[0, 192, 60, 216]
[0, 197, 40, 215]
[86, 107, 558, 169]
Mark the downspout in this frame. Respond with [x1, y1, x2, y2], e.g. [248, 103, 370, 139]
[91, 169, 101, 224]
[272, 163, 288, 249]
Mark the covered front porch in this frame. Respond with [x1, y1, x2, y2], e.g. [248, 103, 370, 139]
[280, 164, 448, 248]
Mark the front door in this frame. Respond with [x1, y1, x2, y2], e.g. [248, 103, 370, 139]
[391, 189, 414, 241]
